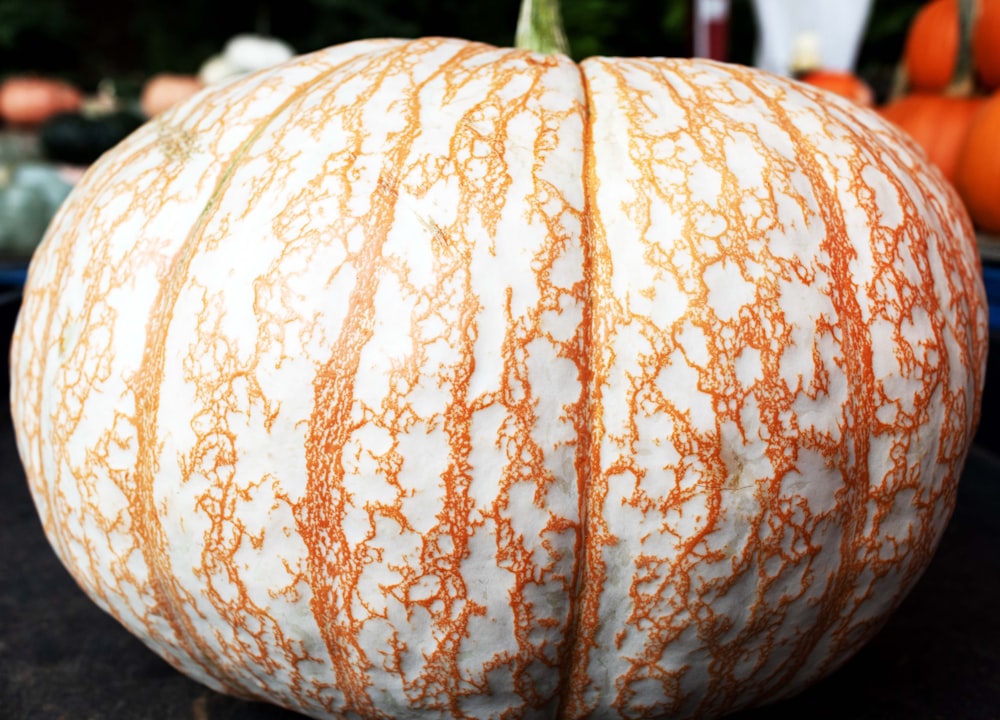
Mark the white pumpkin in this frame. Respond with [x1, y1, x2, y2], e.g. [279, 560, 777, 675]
[9, 34, 988, 720]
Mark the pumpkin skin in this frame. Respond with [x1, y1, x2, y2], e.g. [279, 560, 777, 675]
[10, 38, 988, 720]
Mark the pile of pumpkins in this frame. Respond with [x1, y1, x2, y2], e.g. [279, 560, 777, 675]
[139, 34, 295, 116]
[0, 34, 294, 258]
[0, 77, 144, 257]
[880, 0, 1000, 234]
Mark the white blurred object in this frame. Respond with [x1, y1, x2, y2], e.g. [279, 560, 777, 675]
[224, 34, 295, 72]
[198, 35, 296, 85]
[751, 0, 874, 75]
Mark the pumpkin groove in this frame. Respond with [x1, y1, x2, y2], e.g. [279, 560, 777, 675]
[10, 35, 987, 720]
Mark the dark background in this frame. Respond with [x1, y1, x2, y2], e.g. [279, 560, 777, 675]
[1, 0, 925, 101]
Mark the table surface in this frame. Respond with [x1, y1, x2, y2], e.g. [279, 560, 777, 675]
[1, 298, 998, 720]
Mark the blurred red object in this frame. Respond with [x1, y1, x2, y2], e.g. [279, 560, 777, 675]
[692, 0, 731, 61]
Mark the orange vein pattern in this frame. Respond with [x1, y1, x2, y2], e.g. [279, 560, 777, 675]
[10, 39, 987, 720]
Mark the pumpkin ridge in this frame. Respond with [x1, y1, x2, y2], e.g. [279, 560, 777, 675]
[9, 187, 101, 580]
[452, 47, 588, 715]
[294, 40, 494, 716]
[641, 62, 807, 714]
[122, 43, 413, 696]
[8, 126, 169, 580]
[739, 72, 981, 696]
[731, 74, 878, 700]
[7, 123, 218, 644]
[292, 38, 590, 715]
[556, 56, 986, 718]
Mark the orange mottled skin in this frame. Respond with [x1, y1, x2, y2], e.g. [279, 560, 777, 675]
[10, 38, 987, 719]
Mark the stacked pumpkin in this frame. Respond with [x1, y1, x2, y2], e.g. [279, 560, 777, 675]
[881, 0, 1000, 233]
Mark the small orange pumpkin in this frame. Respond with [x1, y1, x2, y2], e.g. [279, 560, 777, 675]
[0, 76, 84, 126]
[140, 73, 205, 118]
[904, 0, 960, 92]
[880, 92, 985, 180]
[954, 91, 1000, 231]
[798, 70, 875, 106]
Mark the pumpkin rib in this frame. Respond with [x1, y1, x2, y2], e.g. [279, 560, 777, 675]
[18, 39, 419, 702]
[291, 39, 590, 716]
[686, 64, 884, 710]
[129, 58, 371, 698]
[571, 56, 984, 717]
[297, 41, 468, 716]
[757, 96, 883, 692]
[164, 41, 464, 718]
[10, 125, 187, 614]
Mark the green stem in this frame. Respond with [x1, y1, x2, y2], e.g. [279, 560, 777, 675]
[514, 0, 570, 56]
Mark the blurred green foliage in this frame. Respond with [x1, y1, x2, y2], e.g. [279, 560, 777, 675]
[0, 0, 923, 97]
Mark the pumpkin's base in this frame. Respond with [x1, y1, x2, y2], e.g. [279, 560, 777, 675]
[2, 271, 997, 717]
[1, 302, 998, 720]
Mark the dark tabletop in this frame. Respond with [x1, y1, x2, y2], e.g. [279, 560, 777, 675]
[1, 294, 998, 720]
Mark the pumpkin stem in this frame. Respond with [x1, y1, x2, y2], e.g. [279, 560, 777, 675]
[514, 0, 570, 55]
[949, 0, 979, 96]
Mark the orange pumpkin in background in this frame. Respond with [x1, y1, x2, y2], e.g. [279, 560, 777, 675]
[903, 0, 961, 91]
[973, 0, 1000, 88]
[8, 9, 989, 720]
[798, 70, 875, 106]
[880, 92, 985, 181]
[955, 92, 1000, 231]
[0, 76, 83, 126]
[140, 73, 205, 118]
